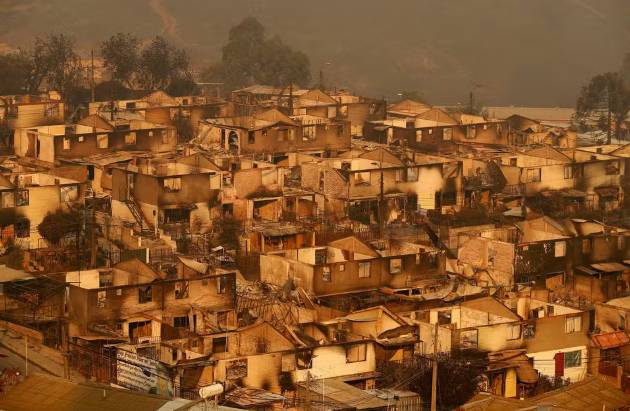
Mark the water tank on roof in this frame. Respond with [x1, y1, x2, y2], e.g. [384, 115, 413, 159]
[198, 383, 224, 399]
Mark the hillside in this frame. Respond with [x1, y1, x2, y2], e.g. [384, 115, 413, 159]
[1, 0, 629, 105]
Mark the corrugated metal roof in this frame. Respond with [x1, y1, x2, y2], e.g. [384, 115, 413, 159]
[532, 376, 630, 411]
[575, 265, 599, 276]
[591, 331, 630, 349]
[0, 373, 171, 411]
[591, 262, 627, 273]
[300, 378, 389, 410]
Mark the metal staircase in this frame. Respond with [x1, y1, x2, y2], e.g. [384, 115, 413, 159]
[125, 195, 154, 237]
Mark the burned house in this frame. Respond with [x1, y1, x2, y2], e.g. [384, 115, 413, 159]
[111, 158, 223, 236]
[0, 94, 64, 133]
[300, 147, 462, 222]
[0, 171, 85, 249]
[221, 159, 317, 226]
[66, 258, 237, 342]
[231, 86, 386, 137]
[14, 114, 177, 164]
[497, 146, 625, 214]
[260, 235, 444, 297]
[456, 217, 571, 289]
[505, 114, 577, 148]
[88, 90, 225, 137]
[199, 108, 351, 158]
[365, 109, 509, 154]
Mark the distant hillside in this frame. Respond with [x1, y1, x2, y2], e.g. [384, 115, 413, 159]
[1, 0, 629, 106]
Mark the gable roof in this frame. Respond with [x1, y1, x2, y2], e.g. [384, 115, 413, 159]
[345, 305, 407, 325]
[388, 99, 431, 116]
[113, 258, 163, 284]
[505, 114, 541, 131]
[77, 114, 114, 131]
[254, 108, 298, 127]
[611, 143, 630, 157]
[328, 235, 380, 258]
[358, 147, 404, 166]
[461, 297, 521, 321]
[516, 215, 571, 242]
[177, 256, 208, 276]
[142, 90, 178, 107]
[523, 145, 572, 163]
[176, 153, 223, 172]
[298, 89, 338, 106]
[415, 108, 458, 125]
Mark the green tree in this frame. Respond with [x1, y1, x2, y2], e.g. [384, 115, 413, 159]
[166, 76, 199, 97]
[38, 207, 83, 246]
[38, 34, 83, 98]
[101, 33, 140, 87]
[0, 52, 32, 95]
[576, 72, 630, 144]
[204, 17, 311, 91]
[211, 217, 243, 251]
[94, 80, 133, 101]
[0, 42, 50, 94]
[137, 36, 191, 91]
[221, 17, 267, 89]
[408, 350, 487, 410]
[622, 52, 630, 83]
[258, 36, 310, 87]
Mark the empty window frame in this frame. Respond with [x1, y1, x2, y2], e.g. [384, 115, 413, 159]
[406, 167, 419, 182]
[60, 185, 79, 202]
[443, 128, 453, 141]
[354, 172, 371, 185]
[302, 125, 316, 141]
[506, 324, 521, 340]
[163, 177, 181, 191]
[564, 165, 573, 179]
[346, 343, 367, 363]
[125, 132, 137, 145]
[526, 168, 541, 183]
[322, 266, 331, 282]
[212, 336, 227, 353]
[175, 281, 189, 299]
[217, 276, 230, 294]
[97, 134, 109, 149]
[138, 286, 153, 304]
[358, 262, 371, 278]
[565, 315, 582, 333]
[389, 258, 402, 274]
[554, 241, 566, 257]
[173, 316, 189, 329]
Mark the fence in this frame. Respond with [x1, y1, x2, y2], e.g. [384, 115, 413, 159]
[69, 343, 117, 384]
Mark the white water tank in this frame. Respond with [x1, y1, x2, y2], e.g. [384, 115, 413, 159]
[198, 383, 224, 399]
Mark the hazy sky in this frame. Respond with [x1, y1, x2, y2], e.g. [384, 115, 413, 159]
[1, 0, 629, 106]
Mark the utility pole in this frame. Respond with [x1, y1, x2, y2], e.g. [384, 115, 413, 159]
[24, 335, 28, 377]
[607, 81, 613, 145]
[90, 49, 96, 103]
[288, 83, 294, 115]
[431, 321, 438, 411]
[90, 204, 97, 268]
[379, 149, 385, 237]
[306, 370, 312, 410]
